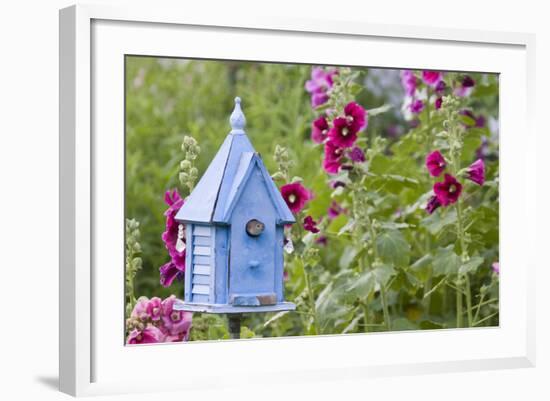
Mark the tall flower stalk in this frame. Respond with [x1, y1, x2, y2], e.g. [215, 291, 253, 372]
[125, 218, 143, 318]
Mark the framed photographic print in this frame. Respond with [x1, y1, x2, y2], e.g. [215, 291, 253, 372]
[59, 4, 535, 396]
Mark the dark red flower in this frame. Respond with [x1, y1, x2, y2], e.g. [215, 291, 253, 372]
[466, 159, 485, 186]
[311, 116, 329, 144]
[315, 236, 328, 246]
[460, 109, 485, 128]
[328, 117, 358, 148]
[343, 101, 367, 133]
[461, 75, 475, 88]
[281, 182, 313, 214]
[409, 99, 424, 114]
[434, 174, 463, 206]
[425, 195, 442, 214]
[348, 146, 366, 163]
[303, 215, 320, 233]
[425, 150, 447, 177]
[434, 80, 446, 94]
[434, 97, 443, 109]
[323, 140, 344, 174]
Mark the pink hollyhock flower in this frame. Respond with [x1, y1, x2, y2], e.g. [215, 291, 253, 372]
[328, 201, 345, 220]
[400, 70, 417, 96]
[492, 262, 500, 275]
[344, 102, 367, 133]
[434, 97, 443, 110]
[434, 80, 446, 94]
[303, 215, 320, 233]
[328, 117, 357, 148]
[131, 297, 150, 321]
[466, 159, 485, 186]
[409, 99, 424, 114]
[434, 174, 463, 206]
[311, 116, 329, 144]
[425, 195, 442, 214]
[161, 296, 192, 338]
[159, 258, 185, 288]
[146, 297, 162, 321]
[280, 182, 313, 214]
[323, 140, 344, 174]
[348, 146, 366, 163]
[422, 71, 443, 87]
[305, 67, 337, 108]
[425, 150, 447, 177]
[127, 326, 163, 344]
[162, 189, 186, 271]
[454, 75, 475, 97]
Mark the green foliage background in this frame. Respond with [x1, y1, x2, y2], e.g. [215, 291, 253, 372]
[125, 56, 499, 339]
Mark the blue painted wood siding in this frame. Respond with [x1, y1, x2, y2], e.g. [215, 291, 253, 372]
[229, 166, 276, 299]
[189, 225, 215, 304]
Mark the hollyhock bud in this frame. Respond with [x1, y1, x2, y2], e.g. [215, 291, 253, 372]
[425, 195, 442, 214]
[466, 159, 485, 186]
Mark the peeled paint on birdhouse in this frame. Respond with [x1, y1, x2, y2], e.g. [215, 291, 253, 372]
[173, 98, 296, 314]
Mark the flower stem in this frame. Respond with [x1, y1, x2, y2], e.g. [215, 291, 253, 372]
[361, 302, 370, 333]
[380, 285, 392, 331]
[464, 275, 473, 327]
[456, 282, 463, 328]
[303, 261, 320, 335]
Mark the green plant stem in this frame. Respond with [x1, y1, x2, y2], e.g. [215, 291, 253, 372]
[361, 302, 369, 333]
[380, 285, 392, 331]
[464, 275, 473, 327]
[302, 261, 320, 335]
[472, 293, 486, 323]
[456, 282, 463, 328]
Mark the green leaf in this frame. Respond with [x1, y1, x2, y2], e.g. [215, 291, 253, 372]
[432, 246, 461, 276]
[421, 208, 457, 235]
[459, 256, 484, 275]
[349, 264, 396, 297]
[367, 103, 393, 116]
[339, 245, 359, 269]
[410, 254, 433, 282]
[376, 230, 411, 267]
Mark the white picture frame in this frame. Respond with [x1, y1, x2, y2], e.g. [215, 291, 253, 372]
[59, 4, 536, 397]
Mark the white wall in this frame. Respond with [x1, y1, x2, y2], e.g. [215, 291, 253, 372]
[0, 1, 547, 400]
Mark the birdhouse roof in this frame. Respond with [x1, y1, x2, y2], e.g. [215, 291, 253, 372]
[175, 98, 295, 225]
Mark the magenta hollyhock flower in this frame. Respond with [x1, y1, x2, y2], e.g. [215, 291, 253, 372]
[161, 296, 192, 338]
[280, 182, 313, 214]
[161, 189, 186, 271]
[328, 117, 357, 148]
[348, 146, 366, 163]
[127, 326, 163, 344]
[303, 216, 320, 233]
[425, 195, 442, 214]
[422, 71, 443, 86]
[425, 150, 447, 177]
[434, 174, 463, 206]
[454, 75, 475, 97]
[344, 102, 367, 133]
[131, 297, 150, 321]
[466, 159, 485, 186]
[409, 99, 424, 114]
[328, 201, 345, 220]
[492, 262, 500, 275]
[146, 297, 162, 321]
[305, 67, 337, 108]
[434, 80, 446, 94]
[159, 258, 185, 288]
[434, 97, 443, 110]
[323, 140, 344, 174]
[400, 70, 417, 96]
[311, 116, 329, 144]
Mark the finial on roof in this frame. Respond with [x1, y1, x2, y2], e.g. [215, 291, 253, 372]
[229, 97, 246, 134]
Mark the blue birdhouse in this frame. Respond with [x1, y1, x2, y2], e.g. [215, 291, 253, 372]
[173, 98, 296, 315]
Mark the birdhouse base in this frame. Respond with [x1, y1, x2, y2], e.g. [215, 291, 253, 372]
[173, 301, 296, 314]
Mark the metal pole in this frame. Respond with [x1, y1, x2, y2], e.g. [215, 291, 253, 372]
[228, 313, 242, 339]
